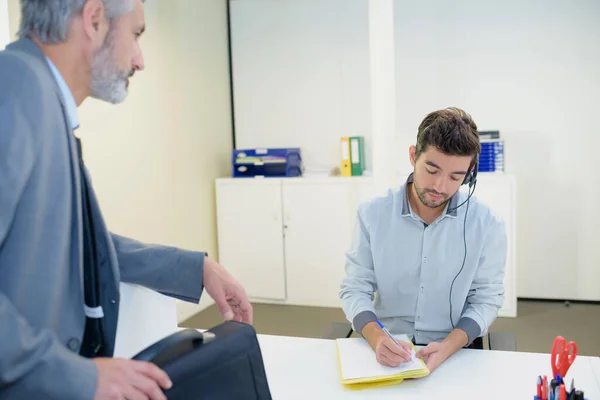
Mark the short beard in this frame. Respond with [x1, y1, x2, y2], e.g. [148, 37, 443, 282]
[413, 176, 449, 209]
[89, 27, 132, 104]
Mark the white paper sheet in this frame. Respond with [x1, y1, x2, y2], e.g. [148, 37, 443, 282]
[337, 334, 424, 381]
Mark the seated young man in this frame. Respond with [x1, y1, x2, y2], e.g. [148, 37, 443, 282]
[340, 107, 507, 373]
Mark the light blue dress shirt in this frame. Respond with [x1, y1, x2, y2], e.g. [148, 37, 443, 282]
[340, 174, 507, 345]
[45, 57, 79, 130]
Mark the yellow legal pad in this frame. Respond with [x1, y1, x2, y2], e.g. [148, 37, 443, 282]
[335, 334, 430, 390]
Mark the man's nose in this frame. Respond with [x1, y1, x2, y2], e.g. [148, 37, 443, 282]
[432, 176, 445, 193]
[133, 46, 145, 71]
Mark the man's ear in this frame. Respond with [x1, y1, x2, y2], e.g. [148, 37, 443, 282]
[82, 0, 108, 44]
[409, 145, 417, 167]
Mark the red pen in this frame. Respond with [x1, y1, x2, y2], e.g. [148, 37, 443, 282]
[559, 384, 566, 400]
[542, 376, 547, 400]
[537, 376, 542, 398]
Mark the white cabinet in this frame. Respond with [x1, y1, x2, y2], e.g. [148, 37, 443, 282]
[458, 174, 518, 318]
[215, 177, 370, 306]
[215, 179, 286, 300]
[215, 175, 517, 318]
[282, 180, 355, 307]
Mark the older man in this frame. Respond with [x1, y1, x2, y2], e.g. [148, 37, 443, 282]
[0, 1, 251, 399]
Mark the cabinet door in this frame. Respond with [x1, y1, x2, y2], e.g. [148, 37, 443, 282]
[461, 174, 517, 317]
[282, 180, 355, 307]
[216, 179, 286, 300]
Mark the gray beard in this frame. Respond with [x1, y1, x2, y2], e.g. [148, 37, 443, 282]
[89, 31, 130, 104]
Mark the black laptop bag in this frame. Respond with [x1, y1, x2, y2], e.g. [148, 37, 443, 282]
[132, 321, 273, 400]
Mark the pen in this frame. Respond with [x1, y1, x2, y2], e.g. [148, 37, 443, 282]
[568, 379, 575, 400]
[560, 384, 566, 400]
[537, 376, 542, 398]
[375, 320, 411, 359]
[376, 320, 401, 347]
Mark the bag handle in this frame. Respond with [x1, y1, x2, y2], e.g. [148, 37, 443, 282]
[132, 329, 215, 366]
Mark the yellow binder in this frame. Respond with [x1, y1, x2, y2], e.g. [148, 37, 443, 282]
[340, 137, 352, 177]
[335, 335, 430, 390]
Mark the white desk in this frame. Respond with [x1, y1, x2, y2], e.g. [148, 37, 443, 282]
[592, 357, 600, 385]
[257, 335, 600, 399]
[115, 286, 598, 398]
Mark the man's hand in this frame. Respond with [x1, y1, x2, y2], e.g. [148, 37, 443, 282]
[93, 358, 172, 400]
[415, 342, 449, 373]
[203, 256, 253, 324]
[415, 328, 469, 373]
[362, 322, 413, 367]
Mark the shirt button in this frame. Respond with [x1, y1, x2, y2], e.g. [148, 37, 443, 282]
[417, 316, 421, 321]
[421, 287, 424, 293]
[67, 338, 80, 352]
[111, 299, 116, 304]
[423, 257, 427, 263]
[415, 331, 420, 335]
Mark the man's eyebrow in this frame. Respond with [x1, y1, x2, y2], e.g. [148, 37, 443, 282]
[425, 160, 468, 175]
[425, 161, 441, 169]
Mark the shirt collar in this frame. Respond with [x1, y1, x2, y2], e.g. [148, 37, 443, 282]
[45, 57, 79, 130]
[401, 173, 459, 219]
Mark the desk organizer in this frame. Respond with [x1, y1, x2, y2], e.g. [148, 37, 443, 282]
[232, 148, 302, 178]
[534, 397, 587, 400]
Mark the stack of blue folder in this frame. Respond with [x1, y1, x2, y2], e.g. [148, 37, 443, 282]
[479, 140, 504, 172]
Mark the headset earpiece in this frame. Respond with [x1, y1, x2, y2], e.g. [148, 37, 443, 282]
[462, 155, 479, 188]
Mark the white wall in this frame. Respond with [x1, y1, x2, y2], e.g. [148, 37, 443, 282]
[393, 0, 600, 301]
[0, 0, 8, 48]
[76, 0, 234, 321]
[230, 0, 372, 175]
[7, 0, 233, 324]
[6, 0, 230, 325]
[230, 0, 600, 302]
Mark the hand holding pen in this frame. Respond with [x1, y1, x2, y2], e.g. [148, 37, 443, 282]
[368, 320, 413, 367]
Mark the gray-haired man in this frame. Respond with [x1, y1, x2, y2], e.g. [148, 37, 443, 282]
[0, 1, 252, 399]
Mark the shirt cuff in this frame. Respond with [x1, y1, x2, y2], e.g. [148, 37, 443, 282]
[456, 317, 482, 344]
[352, 310, 378, 336]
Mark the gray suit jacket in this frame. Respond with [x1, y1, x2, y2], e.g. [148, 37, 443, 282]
[0, 38, 205, 399]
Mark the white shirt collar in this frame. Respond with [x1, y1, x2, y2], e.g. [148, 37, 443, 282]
[45, 57, 80, 130]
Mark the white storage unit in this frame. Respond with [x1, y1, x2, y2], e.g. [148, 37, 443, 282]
[215, 174, 517, 317]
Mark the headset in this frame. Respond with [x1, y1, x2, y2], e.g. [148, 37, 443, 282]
[447, 155, 478, 330]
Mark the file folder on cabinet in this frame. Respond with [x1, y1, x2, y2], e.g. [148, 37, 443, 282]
[340, 137, 352, 177]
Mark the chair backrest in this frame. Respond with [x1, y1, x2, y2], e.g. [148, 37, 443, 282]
[470, 336, 485, 350]
[113, 283, 179, 358]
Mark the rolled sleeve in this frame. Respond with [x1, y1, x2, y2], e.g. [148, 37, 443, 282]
[460, 216, 507, 337]
[456, 317, 481, 344]
[353, 311, 378, 336]
[339, 206, 378, 335]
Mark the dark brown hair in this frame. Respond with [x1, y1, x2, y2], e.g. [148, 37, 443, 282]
[415, 107, 481, 166]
